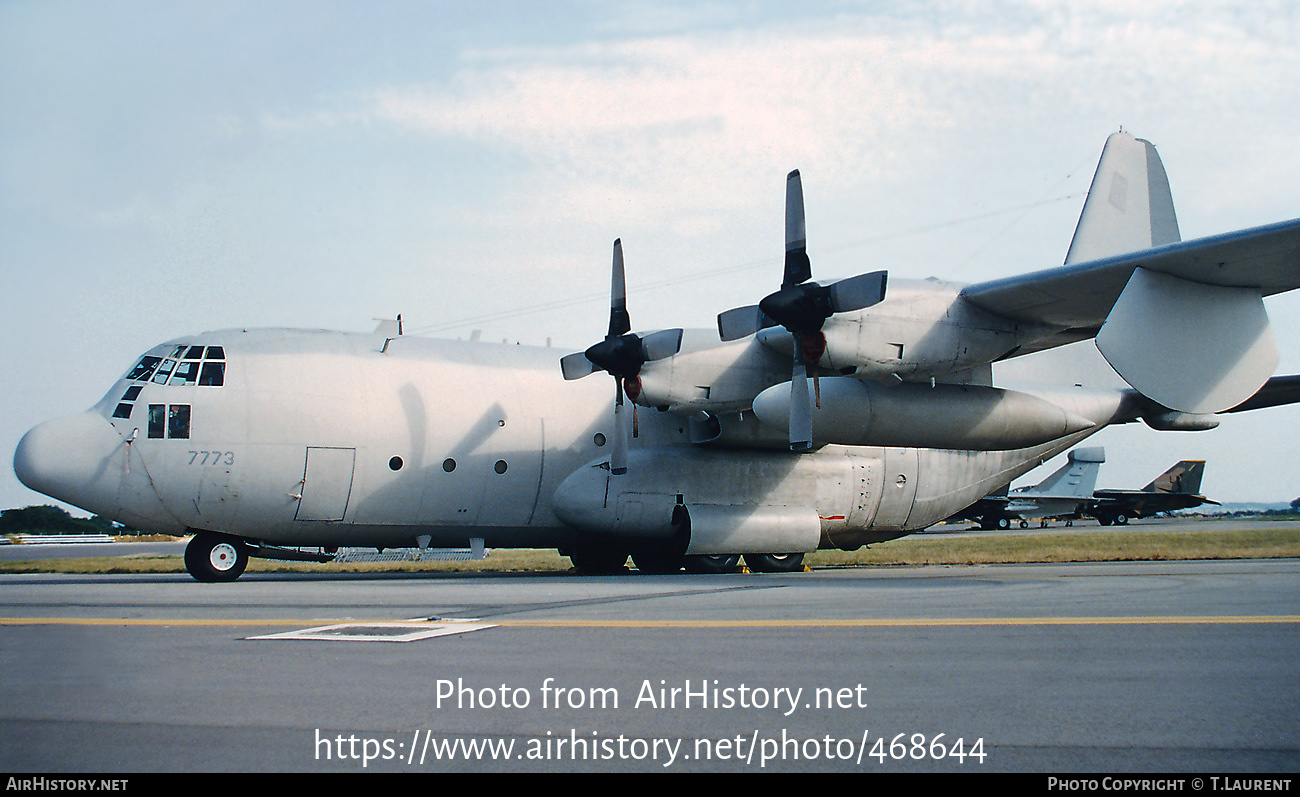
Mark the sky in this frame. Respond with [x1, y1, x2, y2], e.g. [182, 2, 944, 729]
[2, 0, 1299, 514]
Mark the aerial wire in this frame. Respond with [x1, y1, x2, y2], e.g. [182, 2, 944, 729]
[405, 192, 1084, 337]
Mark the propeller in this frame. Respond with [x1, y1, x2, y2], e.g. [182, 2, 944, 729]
[716, 169, 888, 451]
[560, 239, 683, 474]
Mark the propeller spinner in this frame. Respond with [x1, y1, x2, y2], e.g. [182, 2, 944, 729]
[560, 239, 683, 474]
[716, 170, 887, 451]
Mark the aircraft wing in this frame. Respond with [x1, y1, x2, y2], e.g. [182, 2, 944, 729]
[962, 217, 1300, 344]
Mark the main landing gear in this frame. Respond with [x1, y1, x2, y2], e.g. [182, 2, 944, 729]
[565, 548, 804, 575]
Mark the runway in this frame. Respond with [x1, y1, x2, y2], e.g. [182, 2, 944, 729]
[2, 555, 1298, 773]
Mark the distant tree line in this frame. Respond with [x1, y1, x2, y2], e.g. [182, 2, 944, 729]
[1219, 501, 1300, 518]
[0, 506, 140, 536]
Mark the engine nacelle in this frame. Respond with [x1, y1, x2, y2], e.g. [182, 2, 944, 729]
[752, 377, 1095, 450]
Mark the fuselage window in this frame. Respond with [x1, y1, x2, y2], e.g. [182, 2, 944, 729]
[113, 403, 133, 419]
[122, 385, 142, 402]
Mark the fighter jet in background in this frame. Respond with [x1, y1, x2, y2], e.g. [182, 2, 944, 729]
[949, 448, 1105, 529]
[1089, 460, 1219, 525]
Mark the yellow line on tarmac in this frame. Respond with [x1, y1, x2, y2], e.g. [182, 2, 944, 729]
[1, 615, 1298, 628]
[494, 616, 1300, 628]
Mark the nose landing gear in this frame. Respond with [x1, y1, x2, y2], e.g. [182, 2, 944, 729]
[184, 530, 249, 582]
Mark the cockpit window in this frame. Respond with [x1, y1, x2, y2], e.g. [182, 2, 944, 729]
[148, 404, 191, 439]
[169, 361, 200, 386]
[148, 404, 165, 438]
[121, 344, 225, 405]
[168, 404, 191, 439]
[199, 361, 225, 386]
[152, 359, 177, 384]
[126, 356, 162, 381]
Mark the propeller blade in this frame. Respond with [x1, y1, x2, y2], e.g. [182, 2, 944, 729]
[717, 304, 775, 341]
[607, 238, 631, 338]
[560, 351, 599, 380]
[611, 381, 629, 475]
[788, 343, 813, 451]
[639, 328, 684, 362]
[828, 270, 888, 313]
[784, 169, 811, 287]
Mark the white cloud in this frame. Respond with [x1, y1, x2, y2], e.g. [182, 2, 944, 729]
[281, 3, 1296, 247]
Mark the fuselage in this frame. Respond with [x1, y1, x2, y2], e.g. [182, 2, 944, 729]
[14, 325, 1126, 555]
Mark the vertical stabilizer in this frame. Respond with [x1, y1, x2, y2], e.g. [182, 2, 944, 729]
[1143, 461, 1206, 495]
[1064, 131, 1181, 264]
[1024, 447, 1105, 499]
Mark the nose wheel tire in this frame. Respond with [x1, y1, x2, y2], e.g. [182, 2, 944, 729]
[185, 532, 249, 582]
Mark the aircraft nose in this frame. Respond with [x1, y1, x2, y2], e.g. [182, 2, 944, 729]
[14, 411, 126, 506]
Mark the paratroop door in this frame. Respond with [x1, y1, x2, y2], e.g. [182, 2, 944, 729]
[296, 447, 356, 521]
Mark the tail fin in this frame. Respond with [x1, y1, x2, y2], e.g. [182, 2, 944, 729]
[1143, 461, 1206, 495]
[1064, 131, 1180, 264]
[1025, 447, 1105, 499]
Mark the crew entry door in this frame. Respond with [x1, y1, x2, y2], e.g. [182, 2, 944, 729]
[296, 447, 356, 521]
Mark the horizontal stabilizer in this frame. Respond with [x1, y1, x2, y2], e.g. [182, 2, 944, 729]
[1097, 267, 1277, 413]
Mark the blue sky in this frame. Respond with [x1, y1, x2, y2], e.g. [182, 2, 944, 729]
[3, 0, 1299, 511]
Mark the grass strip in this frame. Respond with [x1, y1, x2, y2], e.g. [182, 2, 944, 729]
[1, 524, 1298, 575]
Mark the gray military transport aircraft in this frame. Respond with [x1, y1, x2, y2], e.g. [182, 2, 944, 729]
[13, 132, 1300, 581]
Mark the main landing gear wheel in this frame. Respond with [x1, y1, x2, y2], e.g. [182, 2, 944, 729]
[184, 531, 249, 583]
[568, 548, 629, 575]
[631, 549, 687, 574]
[744, 553, 805, 573]
[683, 554, 742, 574]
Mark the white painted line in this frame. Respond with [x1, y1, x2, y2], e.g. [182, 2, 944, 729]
[247, 619, 496, 642]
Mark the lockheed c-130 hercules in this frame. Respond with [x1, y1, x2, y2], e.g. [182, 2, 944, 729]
[14, 131, 1300, 581]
